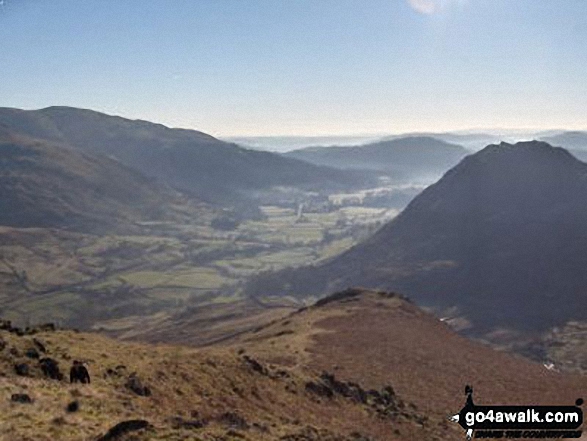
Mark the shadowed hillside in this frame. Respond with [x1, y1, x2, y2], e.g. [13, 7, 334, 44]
[245, 141, 587, 332]
[0, 107, 378, 210]
[0, 112, 388, 334]
[0, 129, 211, 232]
[284, 136, 469, 182]
[541, 131, 587, 151]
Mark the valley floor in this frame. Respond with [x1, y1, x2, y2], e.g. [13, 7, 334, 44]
[0, 203, 394, 336]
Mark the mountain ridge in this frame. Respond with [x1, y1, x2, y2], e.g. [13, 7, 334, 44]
[244, 141, 587, 332]
[0, 128, 211, 232]
[0, 107, 378, 210]
[283, 136, 469, 183]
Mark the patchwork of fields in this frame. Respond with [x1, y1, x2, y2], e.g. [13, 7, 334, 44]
[0, 204, 396, 333]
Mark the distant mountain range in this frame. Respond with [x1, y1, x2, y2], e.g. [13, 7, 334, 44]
[223, 135, 384, 152]
[245, 141, 587, 332]
[0, 107, 377, 211]
[541, 131, 587, 151]
[284, 136, 469, 183]
[0, 127, 208, 232]
[230, 130, 587, 155]
[228, 130, 578, 153]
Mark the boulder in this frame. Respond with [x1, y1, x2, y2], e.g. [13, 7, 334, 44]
[218, 412, 249, 430]
[96, 420, 151, 441]
[14, 363, 30, 377]
[39, 358, 63, 380]
[11, 393, 33, 404]
[32, 338, 46, 353]
[25, 348, 40, 359]
[125, 374, 151, 397]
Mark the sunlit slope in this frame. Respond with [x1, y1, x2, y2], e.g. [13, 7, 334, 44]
[3, 289, 584, 440]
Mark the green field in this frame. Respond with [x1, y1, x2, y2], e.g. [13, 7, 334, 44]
[0, 204, 396, 329]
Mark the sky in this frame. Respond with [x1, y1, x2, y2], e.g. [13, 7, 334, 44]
[1, 0, 586, 136]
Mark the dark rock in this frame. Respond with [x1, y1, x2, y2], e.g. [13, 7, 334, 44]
[11, 393, 32, 404]
[25, 348, 40, 359]
[168, 416, 206, 429]
[52, 417, 66, 425]
[0, 337, 5, 351]
[243, 355, 268, 375]
[96, 419, 151, 441]
[39, 358, 63, 380]
[280, 426, 334, 440]
[275, 369, 290, 378]
[66, 400, 79, 412]
[320, 372, 351, 395]
[125, 374, 151, 396]
[218, 412, 249, 430]
[350, 433, 375, 441]
[380, 386, 397, 405]
[70, 361, 90, 384]
[32, 338, 46, 353]
[14, 363, 30, 376]
[37, 323, 56, 332]
[305, 371, 411, 421]
[314, 288, 363, 307]
[305, 381, 334, 398]
[24, 327, 37, 335]
[346, 383, 368, 404]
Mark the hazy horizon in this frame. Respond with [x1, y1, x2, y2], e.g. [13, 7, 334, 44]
[1, 105, 580, 143]
[2, 0, 587, 137]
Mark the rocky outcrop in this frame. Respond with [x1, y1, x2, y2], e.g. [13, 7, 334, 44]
[0, 320, 57, 336]
[13, 362, 30, 376]
[10, 393, 33, 404]
[305, 371, 425, 422]
[125, 374, 151, 396]
[96, 420, 152, 441]
[39, 357, 63, 380]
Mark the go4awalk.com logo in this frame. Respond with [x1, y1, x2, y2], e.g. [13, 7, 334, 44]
[449, 386, 584, 439]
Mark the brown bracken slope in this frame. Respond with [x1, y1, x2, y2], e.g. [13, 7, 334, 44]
[229, 288, 587, 439]
[0, 289, 584, 440]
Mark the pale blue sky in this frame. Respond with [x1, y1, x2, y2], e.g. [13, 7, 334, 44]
[1, 0, 586, 136]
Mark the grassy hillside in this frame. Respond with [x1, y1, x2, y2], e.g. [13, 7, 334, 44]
[0, 129, 212, 232]
[0, 289, 584, 441]
[0, 111, 391, 335]
[0, 107, 378, 209]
